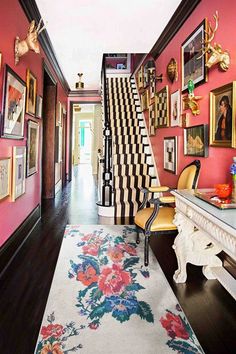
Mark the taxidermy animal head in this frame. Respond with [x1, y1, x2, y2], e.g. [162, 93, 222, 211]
[15, 19, 45, 65]
[198, 11, 230, 71]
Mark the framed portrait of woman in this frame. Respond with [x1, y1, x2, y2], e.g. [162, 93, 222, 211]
[184, 124, 208, 157]
[26, 69, 37, 116]
[210, 82, 236, 147]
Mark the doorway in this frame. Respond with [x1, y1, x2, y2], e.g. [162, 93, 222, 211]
[79, 120, 93, 164]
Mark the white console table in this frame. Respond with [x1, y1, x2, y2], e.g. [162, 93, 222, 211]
[171, 189, 236, 300]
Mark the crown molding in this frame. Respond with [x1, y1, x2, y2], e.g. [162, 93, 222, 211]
[69, 90, 101, 98]
[19, 0, 70, 94]
[150, 0, 201, 59]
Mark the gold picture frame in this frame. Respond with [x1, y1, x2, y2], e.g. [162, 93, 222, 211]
[141, 89, 149, 112]
[210, 81, 236, 147]
[137, 66, 144, 89]
[0, 157, 11, 200]
[155, 85, 169, 128]
[26, 120, 39, 177]
[26, 69, 37, 116]
[148, 102, 156, 136]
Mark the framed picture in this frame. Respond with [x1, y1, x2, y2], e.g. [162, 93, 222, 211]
[170, 90, 181, 127]
[55, 125, 63, 162]
[149, 69, 156, 102]
[141, 89, 149, 111]
[0, 157, 11, 200]
[148, 102, 156, 136]
[155, 85, 169, 128]
[116, 63, 125, 69]
[181, 19, 207, 92]
[184, 124, 208, 157]
[26, 120, 39, 176]
[143, 62, 149, 88]
[1, 65, 26, 139]
[26, 69, 37, 116]
[36, 95, 43, 118]
[137, 66, 144, 89]
[164, 137, 177, 174]
[210, 82, 236, 147]
[12, 146, 26, 201]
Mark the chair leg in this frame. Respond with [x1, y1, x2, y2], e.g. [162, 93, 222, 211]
[144, 234, 149, 267]
[136, 229, 140, 244]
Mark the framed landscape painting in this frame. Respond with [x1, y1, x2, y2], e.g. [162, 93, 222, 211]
[164, 136, 177, 174]
[0, 157, 11, 200]
[182, 19, 207, 92]
[27, 120, 39, 176]
[1, 65, 26, 139]
[12, 146, 26, 201]
[184, 124, 208, 157]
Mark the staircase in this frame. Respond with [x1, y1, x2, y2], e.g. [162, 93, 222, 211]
[107, 75, 157, 218]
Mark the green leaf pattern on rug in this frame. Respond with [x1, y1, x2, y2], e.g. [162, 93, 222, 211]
[68, 226, 154, 329]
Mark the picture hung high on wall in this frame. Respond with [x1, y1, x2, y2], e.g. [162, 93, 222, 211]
[12, 146, 26, 201]
[210, 81, 236, 147]
[148, 102, 156, 136]
[155, 85, 169, 128]
[182, 19, 207, 92]
[141, 89, 149, 112]
[36, 95, 43, 118]
[137, 66, 144, 89]
[27, 120, 39, 177]
[0, 157, 11, 201]
[184, 124, 208, 157]
[1, 65, 26, 139]
[164, 136, 177, 174]
[170, 90, 180, 127]
[26, 69, 37, 116]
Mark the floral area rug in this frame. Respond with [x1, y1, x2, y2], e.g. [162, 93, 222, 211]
[35, 225, 204, 354]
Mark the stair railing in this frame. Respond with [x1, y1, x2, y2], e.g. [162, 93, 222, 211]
[100, 54, 113, 206]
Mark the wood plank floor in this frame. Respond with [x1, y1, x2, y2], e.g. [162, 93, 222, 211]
[0, 164, 235, 354]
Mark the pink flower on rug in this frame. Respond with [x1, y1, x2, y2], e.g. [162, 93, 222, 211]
[40, 341, 63, 354]
[41, 324, 64, 339]
[88, 322, 99, 330]
[98, 264, 131, 296]
[116, 243, 137, 256]
[82, 242, 100, 256]
[81, 233, 95, 241]
[77, 265, 98, 286]
[107, 247, 123, 262]
[160, 312, 189, 340]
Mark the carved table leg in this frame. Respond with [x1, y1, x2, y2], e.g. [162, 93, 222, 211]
[172, 211, 223, 283]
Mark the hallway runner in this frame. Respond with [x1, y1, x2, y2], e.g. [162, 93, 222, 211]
[34, 225, 204, 354]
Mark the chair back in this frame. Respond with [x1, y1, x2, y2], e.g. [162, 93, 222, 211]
[177, 160, 201, 189]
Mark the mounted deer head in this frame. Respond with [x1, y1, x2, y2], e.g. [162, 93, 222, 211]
[15, 18, 45, 65]
[198, 11, 230, 71]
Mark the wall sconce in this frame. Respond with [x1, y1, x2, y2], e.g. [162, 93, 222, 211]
[75, 73, 84, 89]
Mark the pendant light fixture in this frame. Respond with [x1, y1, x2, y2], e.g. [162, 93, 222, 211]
[75, 73, 84, 89]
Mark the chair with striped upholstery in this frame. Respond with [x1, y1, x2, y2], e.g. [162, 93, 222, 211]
[134, 160, 201, 266]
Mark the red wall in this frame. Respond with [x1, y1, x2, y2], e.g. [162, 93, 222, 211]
[0, 0, 67, 246]
[139, 0, 236, 188]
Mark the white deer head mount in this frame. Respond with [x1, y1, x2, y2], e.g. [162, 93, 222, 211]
[198, 11, 230, 71]
[15, 18, 45, 65]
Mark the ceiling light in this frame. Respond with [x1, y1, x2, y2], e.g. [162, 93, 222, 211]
[75, 73, 84, 89]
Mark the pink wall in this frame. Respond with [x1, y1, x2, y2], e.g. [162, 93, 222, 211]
[0, 0, 67, 246]
[138, 0, 236, 188]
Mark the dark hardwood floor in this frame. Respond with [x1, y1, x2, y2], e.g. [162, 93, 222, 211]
[0, 164, 235, 354]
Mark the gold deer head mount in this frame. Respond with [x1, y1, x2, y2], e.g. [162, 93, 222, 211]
[15, 19, 45, 65]
[198, 11, 230, 71]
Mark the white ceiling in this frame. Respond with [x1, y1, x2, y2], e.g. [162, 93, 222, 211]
[36, 0, 182, 91]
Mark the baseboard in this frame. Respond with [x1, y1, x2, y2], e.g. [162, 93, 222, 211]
[0, 204, 41, 276]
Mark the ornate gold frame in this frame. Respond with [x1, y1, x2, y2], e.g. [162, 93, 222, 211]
[26, 69, 37, 116]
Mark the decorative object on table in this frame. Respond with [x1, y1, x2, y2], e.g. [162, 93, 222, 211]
[137, 66, 144, 89]
[12, 146, 26, 201]
[15, 18, 45, 65]
[34, 225, 204, 354]
[163, 136, 177, 174]
[167, 58, 178, 83]
[140, 89, 149, 111]
[230, 157, 236, 199]
[155, 85, 169, 128]
[0, 157, 11, 201]
[181, 19, 207, 91]
[1, 65, 26, 139]
[26, 120, 39, 177]
[184, 124, 208, 157]
[195, 188, 236, 209]
[215, 183, 232, 199]
[26, 69, 37, 116]
[182, 79, 202, 115]
[197, 11, 230, 72]
[148, 102, 156, 136]
[210, 81, 236, 147]
[170, 90, 180, 126]
[35, 95, 43, 118]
